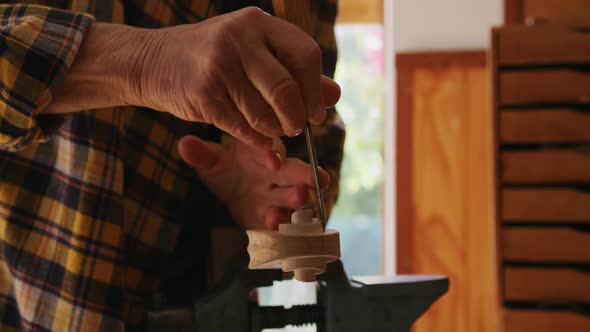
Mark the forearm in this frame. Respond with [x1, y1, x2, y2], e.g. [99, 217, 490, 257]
[44, 22, 158, 114]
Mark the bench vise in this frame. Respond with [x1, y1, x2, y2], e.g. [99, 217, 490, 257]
[147, 254, 448, 332]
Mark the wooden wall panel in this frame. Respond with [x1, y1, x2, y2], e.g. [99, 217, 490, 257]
[396, 52, 500, 332]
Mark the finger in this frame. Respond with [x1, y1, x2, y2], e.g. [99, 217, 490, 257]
[241, 45, 306, 137]
[207, 95, 273, 149]
[178, 135, 222, 170]
[321, 75, 341, 108]
[274, 158, 330, 189]
[272, 137, 287, 158]
[263, 138, 287, 171]
[264, 206, 290, 230]
[222, 65, 284, 138]
[269, 184, 309, 210]
[263, 16, 325, 124]
[285, 41, 322, 125]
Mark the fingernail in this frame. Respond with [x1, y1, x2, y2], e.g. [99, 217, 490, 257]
[274, 151, 283, 164]
[309, 105, 324, 125]
[288, 128, 303, 137]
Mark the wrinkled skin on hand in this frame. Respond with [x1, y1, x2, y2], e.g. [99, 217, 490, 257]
[138, 7, 341, 150]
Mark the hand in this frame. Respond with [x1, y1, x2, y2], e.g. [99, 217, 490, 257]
[134, 7, 341, 149]
[177, 135, 330, 230]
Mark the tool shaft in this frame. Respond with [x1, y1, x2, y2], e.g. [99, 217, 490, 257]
[304, 123, 327, 226]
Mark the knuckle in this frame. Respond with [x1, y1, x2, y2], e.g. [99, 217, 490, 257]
[303, 43, 322, 64]
[270, 78, 299, 111]
[230, 122, 250, 137]
[205, 46, 230, 74]
[197, 96, 225, 124]
[249, 110, 276, 131]
[240, 6, 266, 19]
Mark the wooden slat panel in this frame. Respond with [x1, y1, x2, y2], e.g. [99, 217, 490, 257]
[500, 109, 590, 144]
[496, 26, 590, 66]
[505, 309, 590, 332]
[502, 149, 590, 184]
[500, 70, 590, 106]
[524, 0, 590, 27]
[504, 267, 590, 302]
[502, 227, 590, 262]
[502, 188, 590, 223]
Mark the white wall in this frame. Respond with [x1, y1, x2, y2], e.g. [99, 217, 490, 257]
[393, 0, 503, 51]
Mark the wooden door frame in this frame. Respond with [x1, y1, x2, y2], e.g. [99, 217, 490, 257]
[395, 50, 488, 273]
[505, 0, 524, 24]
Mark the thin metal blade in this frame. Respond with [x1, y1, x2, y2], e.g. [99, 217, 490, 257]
[304, 122, 327, 227]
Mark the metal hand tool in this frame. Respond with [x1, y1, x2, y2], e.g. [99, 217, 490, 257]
[304, 122, 327, 225]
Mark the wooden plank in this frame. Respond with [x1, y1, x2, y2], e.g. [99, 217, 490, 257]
[502, 227, 590, 263]
[500, 109, 590, 144]
[505, 309, 590, 332]
[496, 26, 590, 65]
[409, 65, 500, 332]
[500, 70, 590, 106]
[523, 0, 590, 27]
[502, 149, 590, 184]
[504, 267, 590, 302]
[502, 188, 590, 223]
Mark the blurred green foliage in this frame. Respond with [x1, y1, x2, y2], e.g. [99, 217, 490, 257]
[332, 25, 384, 218]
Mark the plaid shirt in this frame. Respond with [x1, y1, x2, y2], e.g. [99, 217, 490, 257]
[0, 0, 344, 331]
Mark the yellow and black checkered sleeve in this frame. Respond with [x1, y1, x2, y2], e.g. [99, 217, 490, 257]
[0, 5, 94, 151]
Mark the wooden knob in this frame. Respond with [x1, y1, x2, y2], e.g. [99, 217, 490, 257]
[246, 209, 340, 282]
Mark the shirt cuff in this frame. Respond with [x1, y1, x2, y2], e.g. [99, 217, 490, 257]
[0, 5, 95, 151]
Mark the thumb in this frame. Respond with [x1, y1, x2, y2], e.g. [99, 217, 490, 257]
[178, 135, 222, 170]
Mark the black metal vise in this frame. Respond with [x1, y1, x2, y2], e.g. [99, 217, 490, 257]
[147, 254, 448, 332]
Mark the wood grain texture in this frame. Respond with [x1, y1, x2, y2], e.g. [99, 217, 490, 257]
[523, 0, 590, 26]
[500, 70, 590, 106]
[495, 25, 590, 65]
[502, 188, 590, 223]
[505, 309, 590, 332]
[504, 267, 590, 302]
[502, 227, 590, 263]
[409, 65, 500, 332]
[501, 149, 590, 184]
[395, 50, 487, 275]
[500, 109, 590, 144]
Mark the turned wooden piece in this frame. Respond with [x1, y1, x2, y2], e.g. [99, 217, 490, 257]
[246, 209, 341, 282]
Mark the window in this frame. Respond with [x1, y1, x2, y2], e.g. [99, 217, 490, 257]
[329, 23, 384, 277]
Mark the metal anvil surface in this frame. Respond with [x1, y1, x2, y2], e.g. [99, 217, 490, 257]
[147, 254, 449, 332]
